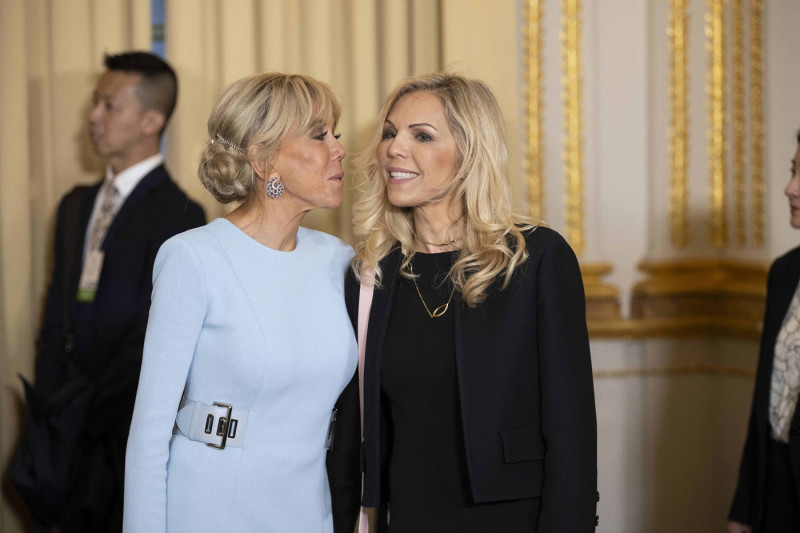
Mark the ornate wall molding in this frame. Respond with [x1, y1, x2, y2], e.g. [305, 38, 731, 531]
[581, 261, 621, 321]
[732, 0, 746, 246]
[669, 0, 690, 248]
[586, 259, 766, 339]
[629, 259, 765, 337]
[750, 0, 765, 246]
[593, 364, 755, 379]
[561, 0, 585, 254]
[523, 0, 545, 222]
[707, 0, 727, 248]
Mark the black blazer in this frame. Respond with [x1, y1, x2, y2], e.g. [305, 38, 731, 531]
[730, 245, 800, 527]
[329, 227, 597, 532]
[34, 164, 205, 527]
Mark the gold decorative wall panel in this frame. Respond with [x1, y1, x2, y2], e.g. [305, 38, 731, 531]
[629, 259, 766, 338]
[581, 262, 621, 321]
[524, 0, 545, 222]
[561, 0, 585, 254]
[593, 364, 754, 379]
[588, 260, 767, 339]
[668, 0, 690, 248]
[707, 0, 727, 248]
[751, 0, 765, 246]
[732, 0, 746, 246]
[664, 0, 765, 252]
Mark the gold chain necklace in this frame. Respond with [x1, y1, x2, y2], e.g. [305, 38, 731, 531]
[408, 260, 456, 318]
[414, 234, 462, 247]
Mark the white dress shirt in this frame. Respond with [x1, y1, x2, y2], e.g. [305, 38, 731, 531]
[83, 154, 164, 260]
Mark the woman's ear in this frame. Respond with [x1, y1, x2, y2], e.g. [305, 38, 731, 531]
[248, 147, 268, 180]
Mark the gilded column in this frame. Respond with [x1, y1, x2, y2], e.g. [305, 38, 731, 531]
[561, 0, 585, 254]
[669, 0, 690, 248]
[751, 0, 764, 246]
[524, 0, 545, 222]
[732, 0, 746, 246]
[707, 0, 727, 248]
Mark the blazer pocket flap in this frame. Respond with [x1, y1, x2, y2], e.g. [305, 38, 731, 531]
[500, 426, 545, 463]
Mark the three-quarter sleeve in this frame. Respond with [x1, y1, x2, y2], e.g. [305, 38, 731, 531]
[535, 233, 598, 531]
[123, 238, 208, 533]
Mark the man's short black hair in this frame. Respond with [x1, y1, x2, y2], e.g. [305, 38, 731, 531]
[104, 51, 178, 133]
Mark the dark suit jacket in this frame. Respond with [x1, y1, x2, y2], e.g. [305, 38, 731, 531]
[329, 227, 597, 532]
[730, 245, 800, 528]
[35, 163, 205, 530]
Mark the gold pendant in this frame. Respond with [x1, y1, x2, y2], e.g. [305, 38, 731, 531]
[408, 259, 456, 318]
[430, 303, 450, 318]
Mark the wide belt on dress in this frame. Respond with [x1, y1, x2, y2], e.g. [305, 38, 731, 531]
[175, 400, 248, 449]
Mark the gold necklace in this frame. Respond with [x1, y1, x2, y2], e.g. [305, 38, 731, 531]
[414, 234, 462, 247]
[408, 260, 456, 318]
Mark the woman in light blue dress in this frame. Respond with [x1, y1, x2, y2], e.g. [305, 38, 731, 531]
[123, 73, 357, 533]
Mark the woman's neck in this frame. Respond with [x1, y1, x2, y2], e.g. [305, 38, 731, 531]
[226, 195, 306, 251]
[412, 204, 464, 253]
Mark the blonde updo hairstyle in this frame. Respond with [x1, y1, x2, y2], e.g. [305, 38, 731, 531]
[199, 72, 341, 203]
[351, 72, 534, 307]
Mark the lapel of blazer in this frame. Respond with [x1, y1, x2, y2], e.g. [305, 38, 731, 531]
[101, 164, 168, 249]
[361, 247, 402, 500]
[765, 252, 800, 347]
[366, 248, 403, 369]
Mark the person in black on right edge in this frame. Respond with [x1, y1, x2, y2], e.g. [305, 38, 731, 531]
[729, 130, 800, 533]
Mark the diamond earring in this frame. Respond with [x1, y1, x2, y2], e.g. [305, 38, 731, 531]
[266, 176, 284, 199]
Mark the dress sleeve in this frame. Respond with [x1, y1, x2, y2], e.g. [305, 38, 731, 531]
[535, 232, 598, 531]
[123, 237, 208, 533]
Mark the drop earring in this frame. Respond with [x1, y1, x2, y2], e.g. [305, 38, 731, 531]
[266, 176, 284, 199]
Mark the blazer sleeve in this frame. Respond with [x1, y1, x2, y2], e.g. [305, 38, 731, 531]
[326, 268, 363, 533]
[535, 232, 598, 531]
[728, 261, 778, 525]
[35, 194, 74, 394]
[123, 237, 208, 533]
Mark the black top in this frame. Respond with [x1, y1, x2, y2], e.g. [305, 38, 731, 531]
[380, 251, 537, 532]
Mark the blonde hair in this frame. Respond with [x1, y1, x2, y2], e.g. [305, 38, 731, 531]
[351, 72, 534, 306]
[198, 72, 341, 203]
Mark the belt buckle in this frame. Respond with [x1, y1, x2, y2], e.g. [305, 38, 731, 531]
[206, 402, 233, 450]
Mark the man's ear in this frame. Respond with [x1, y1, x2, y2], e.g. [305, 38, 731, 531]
[142, 109, 166, 136]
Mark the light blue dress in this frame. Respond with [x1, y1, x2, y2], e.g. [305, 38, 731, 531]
[123, 218, 357, 533]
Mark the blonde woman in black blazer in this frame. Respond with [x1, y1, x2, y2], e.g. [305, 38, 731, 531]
[729, 131, 800, 533]
[327, 73, 597, 533]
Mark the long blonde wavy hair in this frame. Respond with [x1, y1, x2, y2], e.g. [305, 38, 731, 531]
[351, 72, 535, 307]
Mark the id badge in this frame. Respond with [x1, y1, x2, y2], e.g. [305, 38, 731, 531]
[76, 250, 104, 302]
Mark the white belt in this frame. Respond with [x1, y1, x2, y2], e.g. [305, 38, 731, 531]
[175, 400, 248, 449]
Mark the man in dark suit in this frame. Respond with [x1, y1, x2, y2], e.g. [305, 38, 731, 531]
[29, 51, 205, 532]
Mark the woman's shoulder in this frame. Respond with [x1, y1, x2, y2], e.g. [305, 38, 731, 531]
[769, 245, 800, 283]
[519, 224, 573, 256]
[165, 218, 224, 244]
[156, 220, 227, 265]
[298, 227, 355, 263]
[773, 244, 800, 267]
